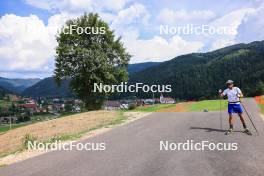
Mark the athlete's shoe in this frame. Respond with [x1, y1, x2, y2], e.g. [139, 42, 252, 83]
[243, 128, 252, 135]
[225, 128, 233, 135]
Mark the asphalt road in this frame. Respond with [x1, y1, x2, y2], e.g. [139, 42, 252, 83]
[1, 98, 264, 176]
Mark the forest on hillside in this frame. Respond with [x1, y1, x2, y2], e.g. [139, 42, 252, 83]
[118, 41, 264, 100]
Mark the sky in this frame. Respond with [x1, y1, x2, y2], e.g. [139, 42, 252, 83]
[0, 0, 264, 78]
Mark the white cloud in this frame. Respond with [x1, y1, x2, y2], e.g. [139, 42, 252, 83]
[0, 7, 203, 78]
[111, 3, 149, 35]
[210, 39, 236, 51]
[208, 8, 254, 50]
[122, 30, 203, 63]
[236, 6, 264, 43]
[0, 3, 150, 78]
[157, 9, 216, 24]
[209, 8, 254, 33]
[2, 1, 264, 78]
[96, 0, 130, 11]
[0, 14, 56, 74]
[24, 0, 55, 10]
[156, 7, 259, 51]
[0, 7, 149, 78]
[25, 0, 130, 13]
[47, 12, 78, 31]
[111, 4, 200, 63]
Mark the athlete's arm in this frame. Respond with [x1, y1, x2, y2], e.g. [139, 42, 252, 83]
[220, 89, 226, 97]
[236, 87, 243, 98]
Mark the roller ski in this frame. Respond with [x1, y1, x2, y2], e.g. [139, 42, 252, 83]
[243, 128, 252, 136]
[225, 128, 233, 135]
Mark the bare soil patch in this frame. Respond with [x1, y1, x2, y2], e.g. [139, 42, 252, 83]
[157, 102, 194, 112]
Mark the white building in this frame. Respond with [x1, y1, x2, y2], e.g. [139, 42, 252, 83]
[160, 93, 175, 104]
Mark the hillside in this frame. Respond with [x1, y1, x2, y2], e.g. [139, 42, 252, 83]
[127, 62, 160, 74]
[128, 41, 264, 99]
[22, 63, 160, 98]
[22, 77, 73, 98]
[0, 77, 40, 93]
[22, 41, 264, 99]
[0, 86, 10, 99]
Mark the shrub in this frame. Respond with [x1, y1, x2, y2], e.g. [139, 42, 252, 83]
[128, 103, 136, 110]
[22, 133, 37, 149]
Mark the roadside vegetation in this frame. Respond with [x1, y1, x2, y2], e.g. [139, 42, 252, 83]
[126, 104, 176, 112]
[255, 96, 264, 116]
[0, 93, 86, 134]
[0, 100, 11, 107]
[0, 111, 125, 157]
[127, 100, 228, 112]
[0, 114, 61, 133]
[260, 104, 264, 116]
[187, 100, 228, 112]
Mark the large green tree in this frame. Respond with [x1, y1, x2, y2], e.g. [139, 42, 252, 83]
[54, 13, 130, 110]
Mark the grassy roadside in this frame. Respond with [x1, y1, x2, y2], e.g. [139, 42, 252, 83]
[0, 114, 58, 134]
[0, 123, 32, 133]
[187, 100, 228, 112]
[127, 104, 176, 112]
[255, 96, 264, 117]
[127, 100, 228, 112]
[258, 104, 264, 115]
[24, 112, 127, 147]
[0, 111, 126, 158]
[0, 164, 7, 168]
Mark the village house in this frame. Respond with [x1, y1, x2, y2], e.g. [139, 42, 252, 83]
[18, 103, 37, 115]
[0, 116, 18, 124]
[52, 99, 65, 112]
[160, 94, 175, 104]
[104, 100, 121, 110]
[143, 99, 155, 105]
[8, 94, 22, 102]
[136, 99, 144, 106]
[72, 105, 81, 112]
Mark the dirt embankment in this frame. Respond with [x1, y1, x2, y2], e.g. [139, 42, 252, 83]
[0, 111, 118, 155]
[157, 102, 194, 112]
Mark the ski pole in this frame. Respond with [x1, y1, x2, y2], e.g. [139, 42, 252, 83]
[219, 98, 223, 130]
[218, 89, 223, 130]
[241, 102, 259, 135]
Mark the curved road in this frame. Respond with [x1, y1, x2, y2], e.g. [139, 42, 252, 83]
[1, 98, 264, 176]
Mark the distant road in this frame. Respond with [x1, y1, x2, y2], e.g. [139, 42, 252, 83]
[1, 98, 264, 176]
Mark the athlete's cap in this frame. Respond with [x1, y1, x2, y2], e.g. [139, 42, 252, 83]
[226, 80, 234, 84]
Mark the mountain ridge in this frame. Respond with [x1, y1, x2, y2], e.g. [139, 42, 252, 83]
[127, 62, 160, 74]
[22, 40, 264, 99]
[0, 77, 41, 94]
[21, 62, 161, 97]
[22, 77, 72, 98]
[128, 40, 264, 99]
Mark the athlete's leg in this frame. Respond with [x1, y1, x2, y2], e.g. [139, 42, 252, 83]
[238, 112, 252, 135]
[238, 113, 247, 129]
[229, 113, 234, 129]
[225, 113, 234, 135]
